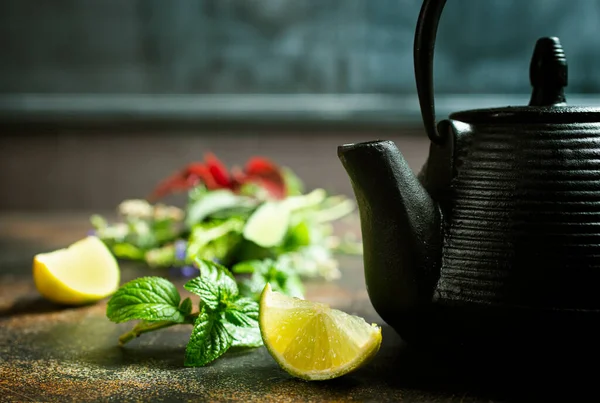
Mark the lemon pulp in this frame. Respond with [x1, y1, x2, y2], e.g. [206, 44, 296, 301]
[259, 283, 382, 381]
[33, 236, 120, 305]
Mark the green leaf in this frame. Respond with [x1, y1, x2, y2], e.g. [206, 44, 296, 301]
[184, 277, 220, 310]
[225, 297, 259, 327]
[231, 260, 265, 274]
[279, 245, 341, 281]
[208, 206, 257, 220]
[243, 201, 291, 248]
[187, 184, 209, 202]
[314, 196, 355, 223]
[90, 214, 108, 229]
[237, 182, 265, 198]
[187, 218, 244, 263]
[223, 297, 262, 348]
[106, 277, 184, 323]
[196, 258, 237, 285]
[185, 311, 232, 367]
[124, 218, 157, 250]
[282, 188, 326, 212]
[282, 220, 312, 250]
[184, 259, 238, 308]
[282, 273, 305, 299]
[111, 243, 147, 260]
[144, 244, 176, 268]
[179, 297, 193, 316]
[232, 240, 275, 263]
[237, 258, 304, 301]
[186, 189, 256, 228]
[281, 166, 304, 196]
[224, 323, 263, 348]
[119, 320, 179, 345]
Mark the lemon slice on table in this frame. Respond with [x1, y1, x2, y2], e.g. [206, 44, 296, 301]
[33, 236, 120, 305]
[259, 283, 382, 381]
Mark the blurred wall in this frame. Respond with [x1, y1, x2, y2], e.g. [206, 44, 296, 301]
[0, 129, 429, 211]
[2, 0, 600, 212]
[2, 0, 600, 95]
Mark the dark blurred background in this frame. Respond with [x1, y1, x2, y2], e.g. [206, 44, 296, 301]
[2, 0, 600, 211]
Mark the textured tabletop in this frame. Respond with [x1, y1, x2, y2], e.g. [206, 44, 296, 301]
[0, 212, 597, 402]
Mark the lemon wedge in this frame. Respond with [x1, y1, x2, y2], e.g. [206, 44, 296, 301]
[33, 236, 120, 305]
[259, 283, 382, 381]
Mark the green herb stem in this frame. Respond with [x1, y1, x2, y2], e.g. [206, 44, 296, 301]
[118, 320, 178, 346]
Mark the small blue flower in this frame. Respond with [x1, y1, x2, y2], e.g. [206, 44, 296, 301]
[212, 257, 222, 265]
[169, 264, 199, 278]
[87, 229, 97, 236]
[180, 265, 200, 278]
[174, 240, 187, 261]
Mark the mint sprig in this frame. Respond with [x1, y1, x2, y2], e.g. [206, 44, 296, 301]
[106, 277, 189, 323]
[106, 258, 263, 367]
[186, 312, 232, 366]
[183, 259, 261, 366]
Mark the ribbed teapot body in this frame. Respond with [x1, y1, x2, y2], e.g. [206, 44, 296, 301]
[435, 122, 600, 311]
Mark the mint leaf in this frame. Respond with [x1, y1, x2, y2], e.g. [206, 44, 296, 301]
[225, 323, 263, 348]
[179, 297, 193, 316]
[225, 297, 259, 328]
[222, 297, 262, 348]
[185, 311, 232, 367]
[196, 259, 238, 297]
[107, 277, 185, 323]
[184, 259, 239, 310]
[184, 277, 220, 310]
[196, 258, 236, 282]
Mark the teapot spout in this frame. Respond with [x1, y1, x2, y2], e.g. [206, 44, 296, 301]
[338, 140, 442, 331]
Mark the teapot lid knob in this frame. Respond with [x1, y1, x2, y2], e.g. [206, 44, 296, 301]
[529, 37, 568, 106]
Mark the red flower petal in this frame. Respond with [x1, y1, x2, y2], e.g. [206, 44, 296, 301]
[243, 157, 286, 199]
[149, 162, 215, 200]
[244, 157, 279, 176]
[205, 153, 232, 188]
[244, 177, 287, 199]
[191, 164, 221, 190]
[149, 155, 288, 202]
[149, 171, 193, 201]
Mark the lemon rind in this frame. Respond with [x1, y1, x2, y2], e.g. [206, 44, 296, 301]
[259, 283, 382, 381]
[32, 236, 120, 305]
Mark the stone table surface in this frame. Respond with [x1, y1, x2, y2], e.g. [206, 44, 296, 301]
[1, 212, 598, 402]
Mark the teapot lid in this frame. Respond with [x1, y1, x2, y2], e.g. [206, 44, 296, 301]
[449, 106, 600, 125]
[449, 37, 600, 125]
[414, 0, 600, 146]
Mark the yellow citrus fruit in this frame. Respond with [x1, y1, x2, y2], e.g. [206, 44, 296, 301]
[259, 283, 382, 381]
[33, 236, 120, 305]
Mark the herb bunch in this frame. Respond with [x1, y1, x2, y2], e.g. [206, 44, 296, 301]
[107, 259, 262, 366]
[92, 154, 361, 300]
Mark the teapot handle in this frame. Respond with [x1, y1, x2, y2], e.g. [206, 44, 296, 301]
[414, 0, 448, 145]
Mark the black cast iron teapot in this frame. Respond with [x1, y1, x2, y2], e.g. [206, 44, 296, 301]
[339, 0, 600, 352]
